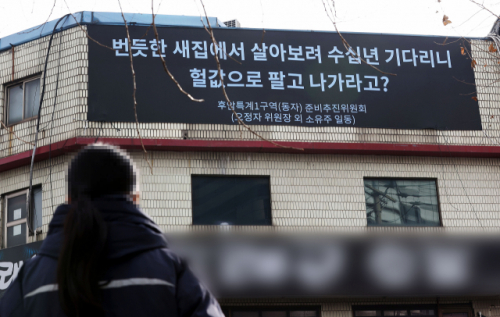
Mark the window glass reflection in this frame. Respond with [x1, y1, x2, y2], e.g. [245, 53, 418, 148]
[8, 84, 23, 125]
[290, 312, 317, 317]
[24, 78, 40, 118]
[384, 311, 408, 316]
[364, 179, 440, 226]
[263, 312, 286, 317]
[410, 311, 435, 316]
[356, 311, 381, 316]
[233, 312, 259, 317]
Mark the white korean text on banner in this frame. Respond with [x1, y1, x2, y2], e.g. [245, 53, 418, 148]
[87, 25, 481, 130]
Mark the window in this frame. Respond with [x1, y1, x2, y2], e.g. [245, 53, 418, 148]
[364, 178, 440, 226]
[222, 307, 320, 317]
[354, 306, 436, 317]
[439, 305, 473, 317]
[191, 175, 272, 225]
[5, 77, 41, 126]
[4, 187, 42, 248]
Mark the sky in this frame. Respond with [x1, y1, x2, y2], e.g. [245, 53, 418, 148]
[0, 0, 499, 39]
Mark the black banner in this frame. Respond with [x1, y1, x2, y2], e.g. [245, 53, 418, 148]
[88, 25, 481, 130]
[0, 241, 43, 297]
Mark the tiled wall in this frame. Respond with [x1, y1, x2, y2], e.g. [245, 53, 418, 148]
[1, 29, 500, 161]
[0, 154, 69, 245]
[1, 150, 497, 243]
[129, 151, 500, 233]
[0, 27, 87, 159]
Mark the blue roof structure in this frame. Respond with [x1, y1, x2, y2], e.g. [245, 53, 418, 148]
[0, 11, 225, 52]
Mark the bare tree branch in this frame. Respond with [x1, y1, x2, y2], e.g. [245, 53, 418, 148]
[63, 0, 114, 50]
[437, 1, 500, 59]
[322, 0, 396, 76]
[18, 0, 57, 34]
[433, 37, 462, 46]
[1, 121, 35, 146]
[453, 76, 478, 86]
[151, 2, 204, 102]
[198, 0, 304, 151]
[118, 0, 154, 173]
[468, 0, 500, 19]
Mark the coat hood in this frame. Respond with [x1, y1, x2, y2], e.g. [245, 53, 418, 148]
[38, 195, 167, 260]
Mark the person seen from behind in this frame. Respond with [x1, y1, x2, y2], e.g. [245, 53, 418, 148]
[0, 143, 224, 317]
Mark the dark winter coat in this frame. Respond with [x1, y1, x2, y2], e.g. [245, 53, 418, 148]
[0, 196, 224, 317]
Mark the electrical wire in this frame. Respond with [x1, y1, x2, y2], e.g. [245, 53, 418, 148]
[47, 26, 64, 216]
[489, 20, 500, 67]
[27, 14, 69, 236]
[94, 121, 104, 143]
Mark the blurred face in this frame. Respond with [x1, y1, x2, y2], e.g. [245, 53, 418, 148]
[130, 191, 140, 205]
[66, 191, 139, 204]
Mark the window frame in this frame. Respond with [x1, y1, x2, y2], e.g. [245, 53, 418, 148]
[221, 306, 321, 317]
[352, 304, 473, 317]
[352, 305, 439, 317]
[4, 189, 29, 248]
[3, 75, 42, 127]
[190, 174, 273, 226]
[438, 305, 473, 317]
[363, 177, 443, 227]
[2, 186, 42, 248]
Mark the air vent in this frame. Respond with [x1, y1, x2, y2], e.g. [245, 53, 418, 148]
[224, 19, 241, 28]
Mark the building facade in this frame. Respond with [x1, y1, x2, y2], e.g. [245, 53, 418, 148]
[0, 11, 500, 317]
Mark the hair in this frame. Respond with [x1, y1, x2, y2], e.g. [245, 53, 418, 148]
[57, 143, 137, 316]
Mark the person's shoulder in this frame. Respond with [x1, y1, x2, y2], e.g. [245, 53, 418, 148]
[142, 247, 184, 266]
[22, 253, 57, 276]
[116, 246, 185, 274]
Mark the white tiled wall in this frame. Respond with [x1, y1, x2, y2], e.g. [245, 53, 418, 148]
[129, 151, 500, 233]
[1, 150, 498, 244]
[0, 154, 69, 246]
[0, 27, 87, 159]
